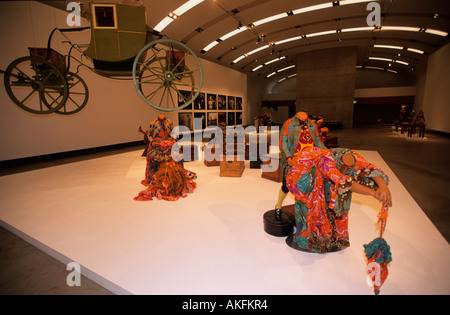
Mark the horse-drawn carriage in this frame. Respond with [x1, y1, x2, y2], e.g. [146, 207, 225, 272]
[1, 2, 203, 114]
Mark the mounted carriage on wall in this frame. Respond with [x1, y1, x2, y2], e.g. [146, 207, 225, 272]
[1, 2, 203, 115]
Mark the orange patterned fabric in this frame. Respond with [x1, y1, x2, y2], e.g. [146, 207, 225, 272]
[135, 116, 196, 201]
[286, 147, 352, 253]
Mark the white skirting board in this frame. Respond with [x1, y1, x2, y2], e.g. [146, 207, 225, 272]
[0, 150, 449, 295]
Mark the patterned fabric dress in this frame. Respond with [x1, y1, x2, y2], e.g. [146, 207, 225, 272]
[279, 114, 326, 188]
[134, 116, 197, 201]
[286, 147, 389, 253]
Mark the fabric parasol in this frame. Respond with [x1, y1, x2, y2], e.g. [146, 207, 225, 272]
[363, 206, 392, 295]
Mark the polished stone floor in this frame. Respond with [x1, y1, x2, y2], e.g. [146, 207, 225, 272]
[0, 124, 448, 295]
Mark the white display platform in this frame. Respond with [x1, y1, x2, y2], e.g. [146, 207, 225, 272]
[0, 150, 449, 295]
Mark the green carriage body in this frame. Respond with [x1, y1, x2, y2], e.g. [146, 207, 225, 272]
[84, 2, 152, 75]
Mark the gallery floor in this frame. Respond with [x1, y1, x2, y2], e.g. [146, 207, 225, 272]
[0, 124, 449, 295]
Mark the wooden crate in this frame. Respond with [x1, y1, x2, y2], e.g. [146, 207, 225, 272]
[219, 155, 245, 177]
[261, 153, 282, 182]
[203, 144, 221, 167]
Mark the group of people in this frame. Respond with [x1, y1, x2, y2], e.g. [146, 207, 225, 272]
[395, 105, 426, 138]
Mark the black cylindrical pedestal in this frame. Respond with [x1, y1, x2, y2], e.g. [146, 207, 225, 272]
[263, 209, 295, 237]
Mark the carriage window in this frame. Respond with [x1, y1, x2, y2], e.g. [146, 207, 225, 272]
[94, 6, 116, 28]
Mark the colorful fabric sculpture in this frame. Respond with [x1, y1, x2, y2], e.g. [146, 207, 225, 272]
[279, 113, 325, 174]
[364, 206, 392, 295]
[286, 147, 389, 253]
[134, 115, 196, 201]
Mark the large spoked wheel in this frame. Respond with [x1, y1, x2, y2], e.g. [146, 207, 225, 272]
[3, 56, 68, 114]
[132, 39, 203, 112]
[40, 72, 89, 115]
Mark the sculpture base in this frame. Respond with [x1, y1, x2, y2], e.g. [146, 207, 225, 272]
[263, 209, 295, 237]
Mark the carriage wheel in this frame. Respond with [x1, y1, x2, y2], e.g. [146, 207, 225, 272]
[40, 72, 89, 115]
[132, 39, 203, 112]
[3, 56, 68, 114]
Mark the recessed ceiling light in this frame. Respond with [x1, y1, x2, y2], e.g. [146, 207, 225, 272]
[278, 65, 295, 72]
[153, 0, 204, 32]
[253, 13, 288, 26]
[232, 55, 246, 64]
[173, 0, 204, 16]
[252, 65, 263, 72]
[381, 26, 421, 32]
[292, 2, 333, 14]
[264, 56, 286, 65]
[407, 48, 425, 54]
[424, 29, 448, 37]
[373, 44, 403, 50]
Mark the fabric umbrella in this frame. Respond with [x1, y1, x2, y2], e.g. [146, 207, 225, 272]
[363, 206, 392, 295]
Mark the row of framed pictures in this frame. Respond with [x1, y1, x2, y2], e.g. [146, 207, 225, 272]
[178, 111, 243, 130]
[178, 91, 243, 111]
[178, 91, 243, 130]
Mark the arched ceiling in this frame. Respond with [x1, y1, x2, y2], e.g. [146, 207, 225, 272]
[43, 0, 449, 84]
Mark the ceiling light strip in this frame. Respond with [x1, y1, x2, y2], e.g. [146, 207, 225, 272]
[274, 36, 303, 46]
[173, 0, 204, 16]
[221, 27, 246, 41]
[369, 57, 392, 62]
[381, 26, 421, 32]
[306, 30, 336, 38]
[341, 26, 374, 33]
[153, 17, 174, 33]
[292, 2, 333, 15]
[251, 65, 264, 72]
[203, 41, 219, 52]
[369, 57, 409, 66]
[339, 0, 378, 6]
[424, 29, 448, 37]
[278, 65, 295, 72]
[232, 55, 246, 64]
[265, 56, 285, 65]
[407, 48, 424, 54]
[253, 13, 288, 27]
[247, 45, 270, 56]
[252, 57, 286, 72]
[153, 0, 205, 32]
[373, 44, 403, 50]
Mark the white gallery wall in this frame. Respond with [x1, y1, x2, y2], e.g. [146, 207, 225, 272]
[0, 1, 247, 162]
[421, 43, 450, 134]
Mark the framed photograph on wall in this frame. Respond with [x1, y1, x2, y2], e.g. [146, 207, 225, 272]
[218, 95, 226, 110]
[207, 112, 218, 127]
[218, 112, 227, 125]
[207, 94, 217, 110]
[178, 90, 193, 110]
[236, 111, 242, 125]
[194, 92, 205, 110]
[228, 112, 235, 125]
[236, 97, 242, 110]
[227, 96, 236, 110]
[178, 112, 193, 130]
[194, 112, 206, 129]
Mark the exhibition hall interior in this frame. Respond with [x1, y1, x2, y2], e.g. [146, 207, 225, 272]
[0, 0, 449, 295]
